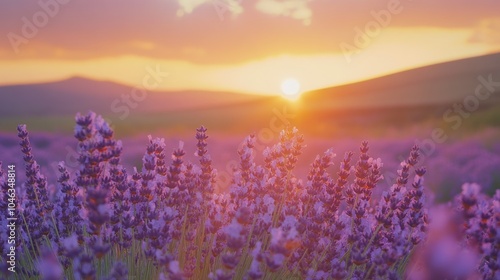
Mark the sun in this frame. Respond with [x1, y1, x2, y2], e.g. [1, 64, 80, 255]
[280, 78, 301, 99]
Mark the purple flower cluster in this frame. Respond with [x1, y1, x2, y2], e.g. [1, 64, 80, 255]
[0, 111, 495, 279]
[407, 183, 500, 279]
[453, 184, 499, 279]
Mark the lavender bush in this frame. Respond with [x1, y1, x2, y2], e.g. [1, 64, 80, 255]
[0, 112, 498, 279]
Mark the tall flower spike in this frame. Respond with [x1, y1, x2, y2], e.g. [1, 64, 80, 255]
[196, 126, 215, 201]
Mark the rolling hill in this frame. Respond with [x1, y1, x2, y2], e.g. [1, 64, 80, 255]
[301, 52, 500, 110]
[0, 76, 270, 117]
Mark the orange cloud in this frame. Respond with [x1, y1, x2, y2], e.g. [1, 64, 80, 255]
[469, 18, 500, 45]
[1, 0, 500, 64]
[175, 0, 243, 18]
[255, 0, 313, 25]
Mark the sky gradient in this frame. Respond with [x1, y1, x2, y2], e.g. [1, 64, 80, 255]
[1, 0, 499, 95]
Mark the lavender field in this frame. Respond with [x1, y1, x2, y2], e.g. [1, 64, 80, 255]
[2, 1, 500, 279]
[0, 112, 499, 279]
[1, 124, 499, 201]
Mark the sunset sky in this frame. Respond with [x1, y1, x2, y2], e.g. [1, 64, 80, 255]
[1, 0, 499, 95]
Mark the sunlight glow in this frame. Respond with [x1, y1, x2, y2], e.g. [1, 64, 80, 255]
[280, 78, 301, 99]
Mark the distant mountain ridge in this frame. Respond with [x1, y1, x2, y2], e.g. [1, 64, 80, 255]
[0, 76, 269, 117]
